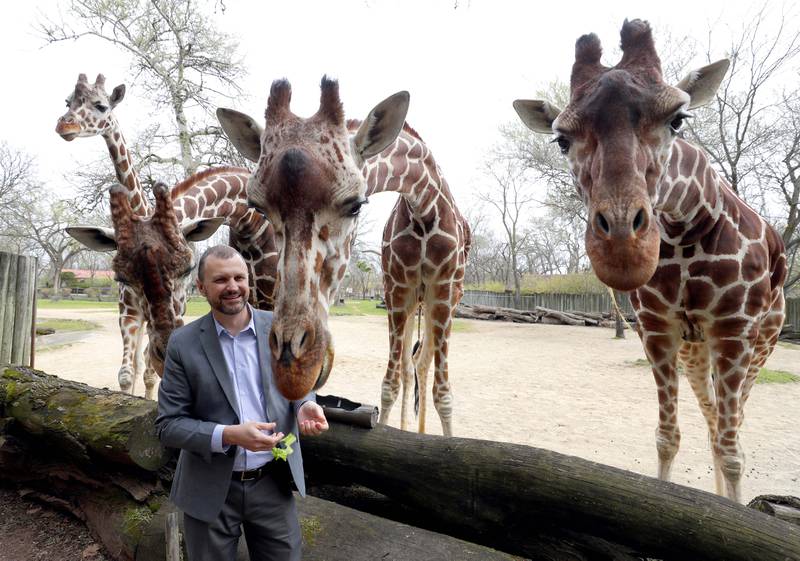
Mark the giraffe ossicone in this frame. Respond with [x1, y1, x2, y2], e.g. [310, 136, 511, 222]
[514, 19, 786, 502]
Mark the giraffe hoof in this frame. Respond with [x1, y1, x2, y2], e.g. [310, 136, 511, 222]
[118, 370, 133, 393]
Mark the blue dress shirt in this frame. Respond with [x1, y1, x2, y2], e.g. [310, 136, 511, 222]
[210, 307, 273, 471]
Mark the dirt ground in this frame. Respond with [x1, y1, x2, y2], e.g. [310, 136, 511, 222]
[0, 485, 111, 561]
[34, 307, 800, 503]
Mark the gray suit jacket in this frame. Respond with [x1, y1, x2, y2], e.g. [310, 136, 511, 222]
[156, 309, 310, 523]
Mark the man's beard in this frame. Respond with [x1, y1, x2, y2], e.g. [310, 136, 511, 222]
[213, 291, 247, 315]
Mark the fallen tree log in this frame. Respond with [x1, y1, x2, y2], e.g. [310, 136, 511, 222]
[3, 366, 799, 561]
[302, 423, 800, 561]
[0, 365, 169, 470]
[0, 367, 518, 561]
[455, 303, 636, 327]
[748, 495, 800, 527]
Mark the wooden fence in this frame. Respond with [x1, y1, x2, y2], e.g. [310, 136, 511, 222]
[0, 251, 38, 366]
[463, 290, 800, 333]
[786, 297, 800, 333]
[462, 290, 635, 315]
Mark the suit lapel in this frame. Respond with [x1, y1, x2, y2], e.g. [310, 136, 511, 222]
[254, 311, 280, 423]
[199, 313, 240, 417]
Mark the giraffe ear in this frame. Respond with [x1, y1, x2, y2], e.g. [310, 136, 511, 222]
[513, 99, 562, 134]
[181, 217, 226, 242]
[216, 108, 263, 162]
[66, 226, 117, 252]
[109, 85, 126, 108]
[351, 91, 410, 165]
[675, 59, 730, 110]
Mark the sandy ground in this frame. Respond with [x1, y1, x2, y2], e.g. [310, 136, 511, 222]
[35, 307, 800, 503]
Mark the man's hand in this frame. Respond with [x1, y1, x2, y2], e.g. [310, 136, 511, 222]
[297, 401, 329, 436]
[222, 421, 284, 452]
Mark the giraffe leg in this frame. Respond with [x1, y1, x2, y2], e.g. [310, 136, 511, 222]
[710, 335, 758, 503]
[429, 296, 455, 437]
[379, 305, 410, 429]
[398, 309, 417, 432]
[143, 355, 158, 401]
[117, 314, 143, 394]
[642, 332, 682, 481]
[679, 342, 723, 494]
[414, 307, 435, 434]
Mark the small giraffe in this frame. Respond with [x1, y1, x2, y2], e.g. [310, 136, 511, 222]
[68, 167, 278, 397]
[513, 19, 786, 502]
[217, 77, 411, 401]
[71, 182, 224, 398]
[57, 73, 150, 395]
[353, 120, 471, 436]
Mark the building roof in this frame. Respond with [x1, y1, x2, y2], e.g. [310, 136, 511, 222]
[62, 268, 115, 280]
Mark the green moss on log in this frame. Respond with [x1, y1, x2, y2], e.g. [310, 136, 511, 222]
[122, 505, 154, 544]
[300, 515, 322, 547]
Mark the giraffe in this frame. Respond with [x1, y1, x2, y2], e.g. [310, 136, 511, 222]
[70, 182, 224, 398]
[67, 167, 278, 398]
[217, 79, 471, 435]
[216, 77, 410, 402]
[356, 120, 471, 436]
[58, 73, 278, 398]
[513, 19, 786, 502]
[56, 73, 151, 395]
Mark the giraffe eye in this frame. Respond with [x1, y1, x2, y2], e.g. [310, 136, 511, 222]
[669, 112, 692, 134]
[344, 197, 369, 218]
[552, 135, 571, 155]
[95, 103, 108, 112]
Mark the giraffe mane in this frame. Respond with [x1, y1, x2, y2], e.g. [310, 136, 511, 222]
[171, 166, 250, 199]
[346, 119, 422, 142]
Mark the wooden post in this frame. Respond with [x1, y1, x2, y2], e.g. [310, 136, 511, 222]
[0, 252, 37, 366]
[164, 512, 181, 561]
[0, 252, 19, 363]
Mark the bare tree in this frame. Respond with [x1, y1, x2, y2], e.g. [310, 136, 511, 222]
[40, 0, 246, 179]
[6, 189, 85, 297]
[684, 6, 800, 197]
[760, 95, 800, 289]
[462, 203, 506, 286]
[478, 160, 537, 306]
[0, 143, 37, 215]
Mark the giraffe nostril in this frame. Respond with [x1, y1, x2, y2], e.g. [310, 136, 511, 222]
[594, 212, 611, 236]
[632, 208, 648, 234]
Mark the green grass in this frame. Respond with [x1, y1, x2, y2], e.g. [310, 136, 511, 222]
[329, 299, 388, 317]
[37, 318, 99, 332]
[757, 368, 800, 384]
[627, 358, 799, 384]
[185, 298, 211, 317]
[37, 299, 117, 310]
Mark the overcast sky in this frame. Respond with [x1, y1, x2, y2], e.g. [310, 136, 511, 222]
[0, 0, 765, 247]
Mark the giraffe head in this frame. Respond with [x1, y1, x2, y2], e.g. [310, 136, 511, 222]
[56, 73, 126, 141]
[67, 183, 224, 374]
[514, 19, 729, 291]
[217, 77, 409, 400]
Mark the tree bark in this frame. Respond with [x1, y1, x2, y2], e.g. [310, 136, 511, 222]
[302, 423, 800, 561]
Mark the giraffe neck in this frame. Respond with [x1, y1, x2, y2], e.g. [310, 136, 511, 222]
[654, 138, 726, 247]
[351, 123, 457, 214]
[101, 116, 149, 216]
[171, 167, 270, 239]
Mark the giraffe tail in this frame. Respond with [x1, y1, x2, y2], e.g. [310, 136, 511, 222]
[412, 339, 421, 417]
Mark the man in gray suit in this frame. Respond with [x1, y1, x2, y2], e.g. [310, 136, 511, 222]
[156, 245, 328, 561]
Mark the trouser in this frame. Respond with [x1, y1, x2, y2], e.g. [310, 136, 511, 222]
[183, 461, 302, 561]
